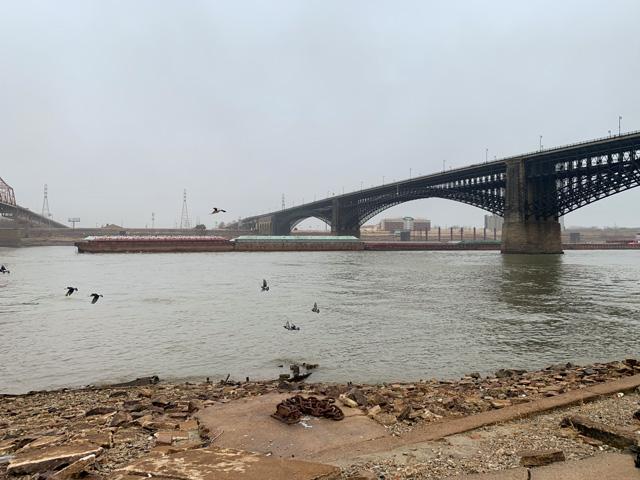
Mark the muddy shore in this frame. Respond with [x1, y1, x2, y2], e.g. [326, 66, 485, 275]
[1, 359, 640, 479]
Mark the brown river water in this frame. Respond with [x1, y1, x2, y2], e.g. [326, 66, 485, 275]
[1, 246, 639, 393]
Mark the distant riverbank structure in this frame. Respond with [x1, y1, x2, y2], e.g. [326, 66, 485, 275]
[180, 189, 191, 229]
[378, 217, 431, 232]
[484, 214, 503, 231]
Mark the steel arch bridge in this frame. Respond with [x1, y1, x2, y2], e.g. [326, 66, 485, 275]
[239, 131, 640, 253]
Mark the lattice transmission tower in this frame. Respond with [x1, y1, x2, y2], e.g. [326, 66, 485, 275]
[41, 184, 51, 218]
[180, 189, 191, 229]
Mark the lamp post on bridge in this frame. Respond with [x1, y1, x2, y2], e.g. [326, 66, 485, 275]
[485, 148, 488, 163]
[619, 115, 622, 135]
[539, 135, 543, 151]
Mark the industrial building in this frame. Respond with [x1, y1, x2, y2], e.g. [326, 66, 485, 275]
[484, 214, 503, 231]
[379, 217, 430, 232]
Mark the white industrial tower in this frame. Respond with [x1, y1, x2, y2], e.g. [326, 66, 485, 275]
[180, 189, 191, 229]
[41, 184, 51, 218]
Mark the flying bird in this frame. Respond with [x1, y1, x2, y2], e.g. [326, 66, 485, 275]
[65, 287, 78, 296]
[261, 279, 269, 292]
[311, 302, 320, 313]
[210, 208, 226, 214]
[89, 293, 103, 304]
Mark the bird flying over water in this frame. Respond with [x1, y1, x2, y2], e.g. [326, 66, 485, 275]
[65, 287, 78, 296]
[90, 293, 103, 304]
[261, 279, 269, 292]
[312, 302, 320, 313]
[210, 208, 226, 214]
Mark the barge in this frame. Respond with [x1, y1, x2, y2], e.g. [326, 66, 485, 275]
[232, 235, 364, 251]
[364, 241, 501, 251]
[75, 235, 363, 253]
[75, 236, 233, 253]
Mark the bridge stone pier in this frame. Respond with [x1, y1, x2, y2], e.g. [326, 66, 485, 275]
[501, 159, 562, 254]
[331, 198, 360, 237]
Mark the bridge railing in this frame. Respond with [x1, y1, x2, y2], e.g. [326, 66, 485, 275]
[497, 129, 640, 164]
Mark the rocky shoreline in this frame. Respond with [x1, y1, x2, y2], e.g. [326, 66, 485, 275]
[1, 358, 639, 479]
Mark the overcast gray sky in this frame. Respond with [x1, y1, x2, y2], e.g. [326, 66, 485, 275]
[1, 0, 639, 229]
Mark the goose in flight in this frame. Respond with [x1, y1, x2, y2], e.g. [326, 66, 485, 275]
[65, 287, 78, 296]
[90, 293, 103, 304]
[210, 208, 226, 214]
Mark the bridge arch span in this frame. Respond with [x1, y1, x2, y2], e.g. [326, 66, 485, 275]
[355, 188, 505, 227]
[290, 215, 332, 231]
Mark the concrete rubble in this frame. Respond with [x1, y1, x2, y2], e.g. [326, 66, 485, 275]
[0, 359, 639, 478]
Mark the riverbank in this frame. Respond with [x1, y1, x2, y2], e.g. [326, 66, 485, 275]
[2, 359, 639, 478]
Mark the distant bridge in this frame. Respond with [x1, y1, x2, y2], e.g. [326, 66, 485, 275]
[239, 132, 640, 253]
[0, 177, 68, 228]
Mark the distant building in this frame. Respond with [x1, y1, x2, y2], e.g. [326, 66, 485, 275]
[484, 214, 503, 231]
[379, 217, 430, 232]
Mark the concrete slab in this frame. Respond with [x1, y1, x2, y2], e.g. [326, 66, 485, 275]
[531, 452, 639, 480]
[443, 468, 529, 480]
[196, 393, 388, 460]
[7, 442, 103, 475]
[115, 446, 341, 480]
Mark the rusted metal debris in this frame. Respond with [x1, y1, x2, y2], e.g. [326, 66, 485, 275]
[271, 395, 344, 424]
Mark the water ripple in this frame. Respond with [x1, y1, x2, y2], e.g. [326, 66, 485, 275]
[1, 247, 640, 393]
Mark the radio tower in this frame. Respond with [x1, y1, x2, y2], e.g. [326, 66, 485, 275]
[41, 184, 51, 218]
[180, 189, 191, 229]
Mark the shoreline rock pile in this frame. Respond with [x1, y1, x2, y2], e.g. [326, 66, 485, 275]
[1, 359, 638, 478]
[310, 359, 640, 433]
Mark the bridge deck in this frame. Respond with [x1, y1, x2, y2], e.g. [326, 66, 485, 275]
[0, 201, 68, 228]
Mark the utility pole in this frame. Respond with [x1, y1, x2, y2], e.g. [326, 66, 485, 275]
[151, 212, 155, 229]
[41, 184, 51, 218]
[180, 189, 191, 229]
